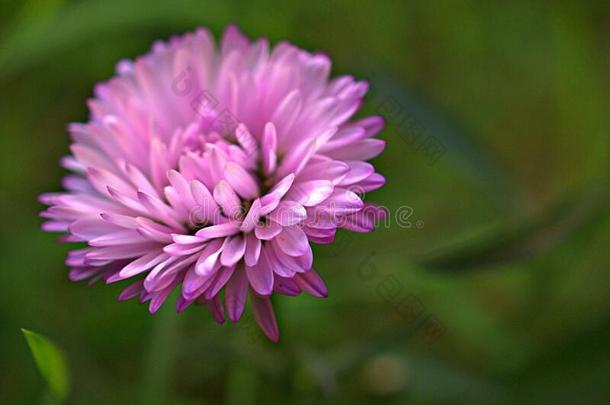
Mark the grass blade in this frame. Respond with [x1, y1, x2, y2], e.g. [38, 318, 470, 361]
[21, 328, 70, 402]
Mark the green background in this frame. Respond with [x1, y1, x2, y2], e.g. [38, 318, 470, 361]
[1, 1, 609, 404]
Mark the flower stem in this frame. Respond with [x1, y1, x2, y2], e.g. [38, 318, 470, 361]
[140, 300, 181, 405]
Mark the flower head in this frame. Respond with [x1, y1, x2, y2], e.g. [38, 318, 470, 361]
[40, 26, 386, 341]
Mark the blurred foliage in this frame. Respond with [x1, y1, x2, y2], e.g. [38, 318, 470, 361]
[1, 0, 609, 404]
[22, 329, 70, 403]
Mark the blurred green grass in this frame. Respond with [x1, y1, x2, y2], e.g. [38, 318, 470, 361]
[0, 0, 609, 404]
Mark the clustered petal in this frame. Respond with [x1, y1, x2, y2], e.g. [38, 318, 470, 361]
[40, 26, 386, 342]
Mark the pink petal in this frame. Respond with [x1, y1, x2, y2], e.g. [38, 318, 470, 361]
[273, 276, 301, 296]
[194, 238, 225, 276]
[358, 172, 386, 192]
[213, 181, 242, 219]
[119, 252, 168, 279]
[270, 240, 306, 272]
[89, 230, 146, 247]
[225, 267, 248, 322]
[244, 233, 262, 266]
[267, 201, 306, 226]
[325, 139, 385, 161]
[254, 220, 283, 240]
[355, 115, 384, 137]
[221, 25, 249, 57]
[195, 222, 240, 240]
[182, 266, 216, 298]
[250, 292, 279, 342]
[220, 235, 246, 266]
[224, 162, 259, 199]
[176, 296, 195, 312]
[245, 261, 273, 296]
[295, 269, 328, 297]
[285, 180, 333, 206]
[261, 122, 277, 176]
[135, 217, 174, 243]
[338, 161, 374, 186]
[70, 218, 121, 240]
[206, 295, 226, 324]
[118, 280, 145, 301]
[235, 124, 258, 156]
[275, 138, 317, 179]
[259, 174, 295, 214]
[276, 225, 309, 257]
[149, 279, 179, 314]
[297, 159, 350, 184]
[265, 246, 296, 278]
[240, 198, 262, 233]
[204, 265, 236, 300]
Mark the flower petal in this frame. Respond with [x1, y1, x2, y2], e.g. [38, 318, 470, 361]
[244, 233, 262, 266]
[276, 225, 309, 257]
[295, 269, 328, 298]
[225, 267, 248, 322]
[245, 259, 273, 296]
[220, 235, 246, 266]
[250, 292, 279, 342]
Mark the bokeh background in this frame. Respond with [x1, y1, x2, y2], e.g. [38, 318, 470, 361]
[1, 1, 609, 404]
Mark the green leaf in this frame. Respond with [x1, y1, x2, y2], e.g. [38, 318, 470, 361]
[0, 0, 230, 77]
[417, 187, 609, 272]
[21, 328, 70, 402]
[361, 66, 521, 211]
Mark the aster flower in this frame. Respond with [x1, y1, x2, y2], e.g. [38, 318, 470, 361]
[40, 25, 386, 342]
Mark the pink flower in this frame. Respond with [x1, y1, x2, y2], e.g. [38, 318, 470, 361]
[40, 26, 386, 342]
